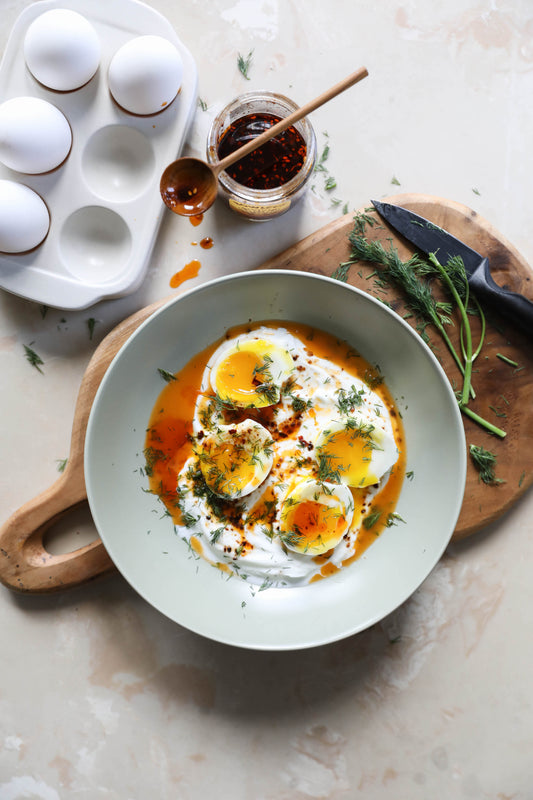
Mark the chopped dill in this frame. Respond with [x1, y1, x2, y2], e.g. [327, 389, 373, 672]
[158, 367, 177, 382]
[364, 368, 384, 389]
[317, 453, 342, 483]
[182, 511, 199, 528]
[261, 525, 274, 541]
[237, 49, 253, 80]
[386, 512, 405, 527]
[336, 385, 365, 414]
[87, 317, 98, 340]
[210, 526, 225, 543]
[315, 137, 330, 173]
[469, 444, 505, 485]
[351, 210, 378, 237]
[290, 395, 312, 413]
[56, 458, 68, 473]
[331, 262, 351, 282]
[496, 353, 519, 368]
[254, 382, 278, 404]
[24, 343, 44, 373]
[363, 509, 382, 529]
[144, 446, 167, 477]
[253, 354, 273, 376]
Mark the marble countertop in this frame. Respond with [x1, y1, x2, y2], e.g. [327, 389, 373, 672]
[1, 0, 533, 797]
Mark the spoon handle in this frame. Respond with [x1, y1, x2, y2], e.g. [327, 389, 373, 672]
[216, 66, 369, 173]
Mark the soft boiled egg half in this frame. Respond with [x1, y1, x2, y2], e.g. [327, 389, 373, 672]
[209, 336, 295, 408]
[315, 415, 399, 488]
[279, 479, 354, 556]
[24, 9, 101, 91]
[196, 419, 274, 500]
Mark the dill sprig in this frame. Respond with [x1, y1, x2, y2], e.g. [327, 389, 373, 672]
[469, 444, 505, 485]
[347, 234, 462, 370]
[340, 211, 506, 439]
[427, 252, 473, 406]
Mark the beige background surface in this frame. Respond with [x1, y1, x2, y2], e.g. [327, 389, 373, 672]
[1, 0, 532, 797]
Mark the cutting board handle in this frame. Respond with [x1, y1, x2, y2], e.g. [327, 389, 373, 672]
[0, 469, 114, 592]
[0, 293, 172, 593]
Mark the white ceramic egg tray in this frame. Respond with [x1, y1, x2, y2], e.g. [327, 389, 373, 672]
[0, 0, 197, 309]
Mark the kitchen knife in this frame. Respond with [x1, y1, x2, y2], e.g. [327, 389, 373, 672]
[371, 199, 533, 338]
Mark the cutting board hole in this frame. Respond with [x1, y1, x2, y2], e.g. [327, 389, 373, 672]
[42, 501, 99, 555]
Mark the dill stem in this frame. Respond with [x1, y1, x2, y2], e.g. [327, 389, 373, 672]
[460, 404, 506, 438]
[432, 316, 466, 376]
[429, 253, 473, 405]
[430, 312, 476, 399]
[461, 297, 486, 364]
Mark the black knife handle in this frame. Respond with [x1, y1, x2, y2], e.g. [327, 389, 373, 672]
[468, 258, 533, 339]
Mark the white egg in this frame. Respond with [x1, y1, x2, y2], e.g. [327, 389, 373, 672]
[24, 9, 100, 91]
[0, 97, 72, 174]
[196, 419, 274, 499]
[279, 479, 354, 556]
[108, 35, 183, 115]
[315, 415, 399, 488]
[209, 335, 295, 408]
[0, 180, 50, 253]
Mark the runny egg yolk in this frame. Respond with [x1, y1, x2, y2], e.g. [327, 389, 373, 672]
[209, 338, 294, 408]
[196, 419, 274, 499]
[316, 418, 398, 488]
[280, 480, 354, 556]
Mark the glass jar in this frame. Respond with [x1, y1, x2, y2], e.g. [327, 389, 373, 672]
[206, 90, 317, 222]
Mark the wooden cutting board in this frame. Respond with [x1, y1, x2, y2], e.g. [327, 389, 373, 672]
[1, 193, 532, 593]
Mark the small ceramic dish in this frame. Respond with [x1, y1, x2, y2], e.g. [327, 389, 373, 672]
[85, 271, 466, 650]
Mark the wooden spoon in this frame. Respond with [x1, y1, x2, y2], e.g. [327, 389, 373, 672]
[160, 66, 368, 216]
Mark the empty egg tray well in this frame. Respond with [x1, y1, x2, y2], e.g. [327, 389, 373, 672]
[0, 0, 198, 309]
